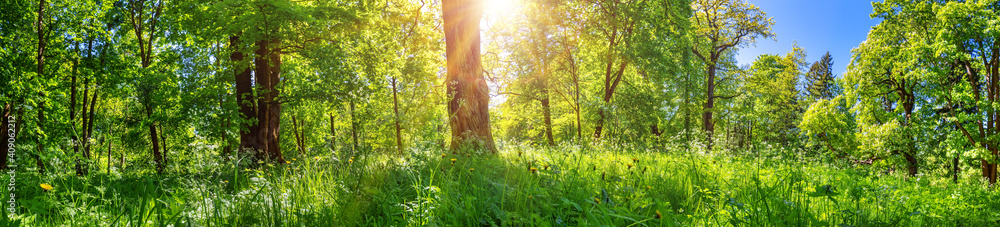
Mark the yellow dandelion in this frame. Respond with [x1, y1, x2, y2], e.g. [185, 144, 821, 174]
[632, 158, 638, 162]
[451, 158, 457, 164]
[655, 210, 662, 219]
[349, 159, 353, 163]
[40, 184, 53, 191]
[292, 158, 296, 161]
[285, 161, 291, 164]
[530, 167, 538, 173]
[627, 163, 633, 169]
[314, 157, 320, 160]
[442, 153, 447, 158]
[543, 165, 549, 170]
[469, 168, 474, 172]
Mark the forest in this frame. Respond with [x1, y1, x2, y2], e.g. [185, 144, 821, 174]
[1, 0, 1000, 225]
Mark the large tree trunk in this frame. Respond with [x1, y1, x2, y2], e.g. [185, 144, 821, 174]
[442, 0, 496, 153]
[391, 77, 404, 154]
[253, 39, 284, 163]
[703, 64, 716, 151]
[231, 36, 259, 155]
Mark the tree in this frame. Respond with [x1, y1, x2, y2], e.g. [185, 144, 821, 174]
[806, 51, 836, 100]
[442, 0, 496, 152]
[690, 0, 774, 151]
[124, 0, 167, 173]
[740, 47, 806, 147]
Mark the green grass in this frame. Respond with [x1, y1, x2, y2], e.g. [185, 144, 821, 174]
[4, 142, 1000, 226]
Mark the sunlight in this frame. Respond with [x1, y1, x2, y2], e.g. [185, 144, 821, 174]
[482, 0, 521, 24]
[484, 0, 520, 17]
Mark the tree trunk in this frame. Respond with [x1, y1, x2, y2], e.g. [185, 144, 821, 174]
[159, 124, 167, 166]
[541, 97, 554, 146]
[391, 77, 404, 154]
[34, 0, 46, 175]
[330, 113, 336, 153]
[703, 64, 716, 151]
[442, 0, 496, 153]
[254, 39, 283, 163]
[953, 156, 959, 183]
[350, 101, 358, 154]
[292, 115, 304, 155]
[594, 62, 628, 139]
[107, 133, 112, 175]
[231, 36, 259, 155]
[146, 102, 163, 174]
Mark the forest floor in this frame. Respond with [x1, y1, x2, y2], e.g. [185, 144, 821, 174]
[4, 143, 1000, 226]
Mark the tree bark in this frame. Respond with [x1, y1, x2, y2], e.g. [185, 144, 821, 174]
[146, 102, 163, 173]
[330, 113, 336, 152]
[541, 97, 554, 146]
[391, 77, 404, 154]
[292, 115, 304, 155]
[231, 35, 259, 155]
[253, 39, 283, 163]
[703, 63, 716, 151]
[34, 0, 46, 175]
[442, 0, 497, 153]
[350, 101, 358, 154]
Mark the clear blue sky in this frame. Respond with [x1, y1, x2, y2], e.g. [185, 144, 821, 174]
[735, 0, 883, 77]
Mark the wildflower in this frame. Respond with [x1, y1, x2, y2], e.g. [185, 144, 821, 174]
[543, 165, 549, 170]
[292, 158, 296, 161]
[40, 184, 53, 191]
[285, 161, 291, 164]
[530, 167, 538, 173]
[528, 195, 532, 199]
[655, 210, 662, 219]
[224, 181, 229, 183]
[314, 157, 320, 160]
[349, 159, 353, 163]
[632, 157, 638, 162]
[451, 158, 457, 164]
[469, 168, 474, 172]
[442, 153, 447, 158]
[466, 154, 471, 157]
[627, 163, 634, 169]
[594, 197, 600, 204]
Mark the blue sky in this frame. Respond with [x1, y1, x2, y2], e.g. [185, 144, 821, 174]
[735, 0, 883, 77]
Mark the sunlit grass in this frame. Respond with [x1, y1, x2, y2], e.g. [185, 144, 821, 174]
[4, 142, 999, 226]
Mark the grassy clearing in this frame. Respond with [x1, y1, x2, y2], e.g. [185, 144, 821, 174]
[4, 143, 1000, 226]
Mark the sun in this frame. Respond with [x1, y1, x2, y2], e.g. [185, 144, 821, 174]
[483, 0, 521, 19]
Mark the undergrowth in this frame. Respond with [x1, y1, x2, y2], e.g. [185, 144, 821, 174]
[3, 142, 999, 226]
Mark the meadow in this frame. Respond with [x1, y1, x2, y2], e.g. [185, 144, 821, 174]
[5, 141, 998, 226]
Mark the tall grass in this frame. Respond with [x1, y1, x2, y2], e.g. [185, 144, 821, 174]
[4, 142, 999, 226]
